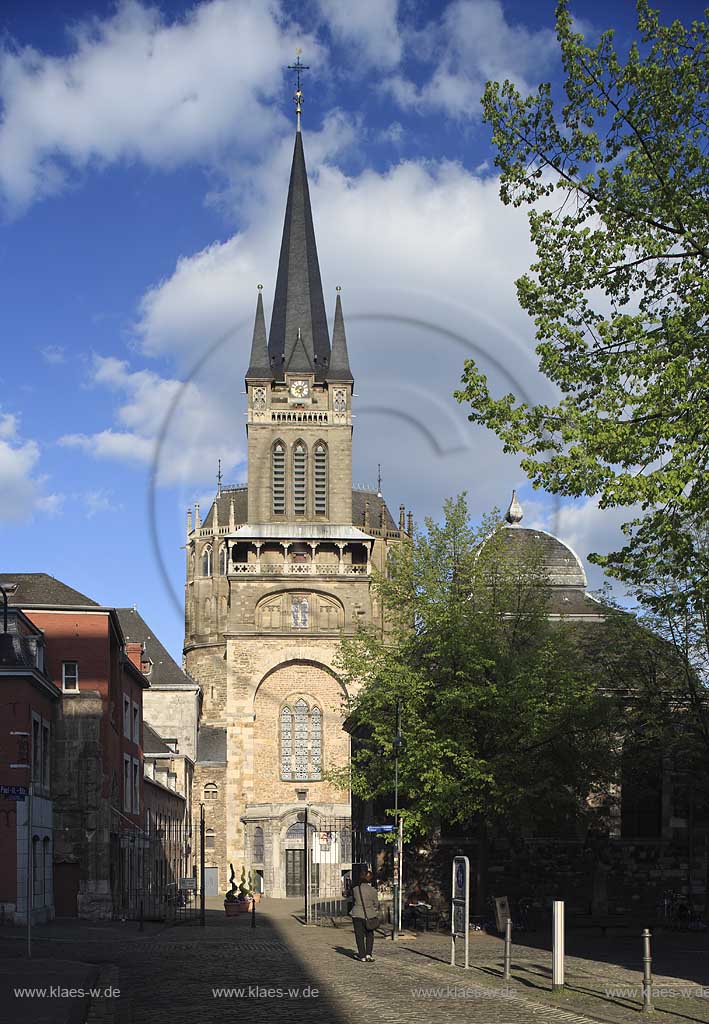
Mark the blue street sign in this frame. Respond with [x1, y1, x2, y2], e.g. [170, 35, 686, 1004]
[0, 785, 28, 797]
[366, 825, 395, 833]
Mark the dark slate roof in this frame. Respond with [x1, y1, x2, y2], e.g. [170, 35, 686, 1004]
[268, 130, 331, 381]
[328, 292, 353, 383]
[200, 485, 398, 533]
[0, 573, 99, 607]
[115, 607, 196, 690]
[201, 486, 248, 531]
[352, 490, 398, 532]
[245, 289, 273, 380]
[143, 721, 174, 755]
[197, 726, 227, 763]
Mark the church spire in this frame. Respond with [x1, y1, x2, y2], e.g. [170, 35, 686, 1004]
[246, 285, 272, 380]
[328, 287, 353, 383]
[268, 85, 330, 380]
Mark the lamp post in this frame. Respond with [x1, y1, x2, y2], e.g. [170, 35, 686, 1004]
[393, 699, 402, 940]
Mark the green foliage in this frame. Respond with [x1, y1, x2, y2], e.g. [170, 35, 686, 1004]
[238, 865, 252, 899]
[335, 495, 619, 838]
[455, 1, 709, 615]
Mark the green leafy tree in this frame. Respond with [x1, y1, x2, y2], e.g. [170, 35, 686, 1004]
[455, 1, 709, 616]
[334, 496, 618, 839]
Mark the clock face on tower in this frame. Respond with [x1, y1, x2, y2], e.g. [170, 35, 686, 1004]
[289, 379, 310, 400]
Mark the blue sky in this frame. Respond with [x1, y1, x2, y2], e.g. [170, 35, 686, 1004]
[1, 0, 703, 659]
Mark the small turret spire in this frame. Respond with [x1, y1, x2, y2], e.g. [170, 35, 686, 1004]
[246, 285, 272, 380]
[217, 459, 222, 497]
[288, 51, 309, 133]
[377, 464, 382, 499]
[328, 287, 354, 383]
[505, 490, 524, 525]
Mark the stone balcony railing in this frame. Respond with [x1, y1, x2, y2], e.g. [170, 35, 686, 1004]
[230, 562, 369, 576]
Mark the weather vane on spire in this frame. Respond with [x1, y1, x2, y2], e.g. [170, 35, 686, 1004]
[288, 50, 309, 132]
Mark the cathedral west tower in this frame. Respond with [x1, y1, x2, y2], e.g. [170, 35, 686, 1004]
[183, 75, 404, 898]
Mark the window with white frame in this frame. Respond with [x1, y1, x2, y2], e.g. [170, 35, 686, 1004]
[123, 754, 132, 813]
[123, 695, 131, 739]
[132, 758, 140, 814]
[62, 661, 79, 692]
[132, 702, 140, 744]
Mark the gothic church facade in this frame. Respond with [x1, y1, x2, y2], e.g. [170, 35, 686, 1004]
[184, 120, 404, 898]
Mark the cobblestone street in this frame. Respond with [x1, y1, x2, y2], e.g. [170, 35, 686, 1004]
[2, 900, 709, 1024]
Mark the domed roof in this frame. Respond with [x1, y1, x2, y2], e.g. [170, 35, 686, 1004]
[501, 491, 587, 588]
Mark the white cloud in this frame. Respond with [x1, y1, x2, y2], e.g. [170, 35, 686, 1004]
[58, 355, 244, 486]
[377, 121, 404, 146]
[0, 0, 323, 210]
[40, 345, 66, 364]
[0, 411, 63, 522]
[318, 0, 402, 69]
[384, 0, 557, 120]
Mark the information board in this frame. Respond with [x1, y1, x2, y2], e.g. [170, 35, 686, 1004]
[450, 855, 470, 969]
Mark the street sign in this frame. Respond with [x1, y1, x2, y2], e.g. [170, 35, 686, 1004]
[180, 877, 197, 891]
[0, 785, 28, 797]
[451, 855, 470, 970]
[366, 824, 395, 832]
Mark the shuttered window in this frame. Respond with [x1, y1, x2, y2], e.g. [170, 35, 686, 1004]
[314, 443, 327, 515]
[272, 442, 285, 515]
[293, 442, 307, 516]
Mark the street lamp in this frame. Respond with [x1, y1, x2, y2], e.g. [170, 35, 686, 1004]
[393, 700, 403, 940]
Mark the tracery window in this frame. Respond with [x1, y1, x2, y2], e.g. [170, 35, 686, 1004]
[314, 443, 328, 515]
[291, 596, 309, 629]
[201, 545, 213, 576]
[293, 441, 307, 516]
[272, 442, 286, 515]
[280, 699, 323, 781]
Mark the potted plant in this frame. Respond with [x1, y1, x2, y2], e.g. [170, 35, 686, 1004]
[224, 863, 243, 917]
[234, 865, 253, 912]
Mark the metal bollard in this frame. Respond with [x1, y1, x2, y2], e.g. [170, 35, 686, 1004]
[642, 928, 653, 1013]
[503, 917, 512, 980]
[251, 897, 256, 929]
[552, 901, 565, 990]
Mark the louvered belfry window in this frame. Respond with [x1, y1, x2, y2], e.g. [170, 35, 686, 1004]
[293, 442, 307, 516]
[314, 443, 327, 515]
[272, 442, 286, 515]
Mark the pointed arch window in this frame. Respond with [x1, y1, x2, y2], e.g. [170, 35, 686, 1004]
[219, 544, 229, 576]
[272, 442, 286, 515]
[201, 545, 213, 576]
[293, 441, 307, 516]
[253, 826, 264, 862]
[280, 700, 323, 781]
[314, 443, 328, 516]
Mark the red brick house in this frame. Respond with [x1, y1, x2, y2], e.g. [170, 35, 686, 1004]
[0, 604, 61, 924]
[0, 574, 148, 919]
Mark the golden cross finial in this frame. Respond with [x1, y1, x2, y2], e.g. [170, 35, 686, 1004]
[288, 50, 309, 131]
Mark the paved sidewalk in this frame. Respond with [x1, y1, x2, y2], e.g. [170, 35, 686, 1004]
[1, 900, 708, 1024]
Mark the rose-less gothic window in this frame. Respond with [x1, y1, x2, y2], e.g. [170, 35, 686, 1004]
[334, 389, 346, 414]
[253, 387, 266, 412]
[310, 706, 322, 779]
[294, 699, 309, 780]
[291, 596, 309, 628]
